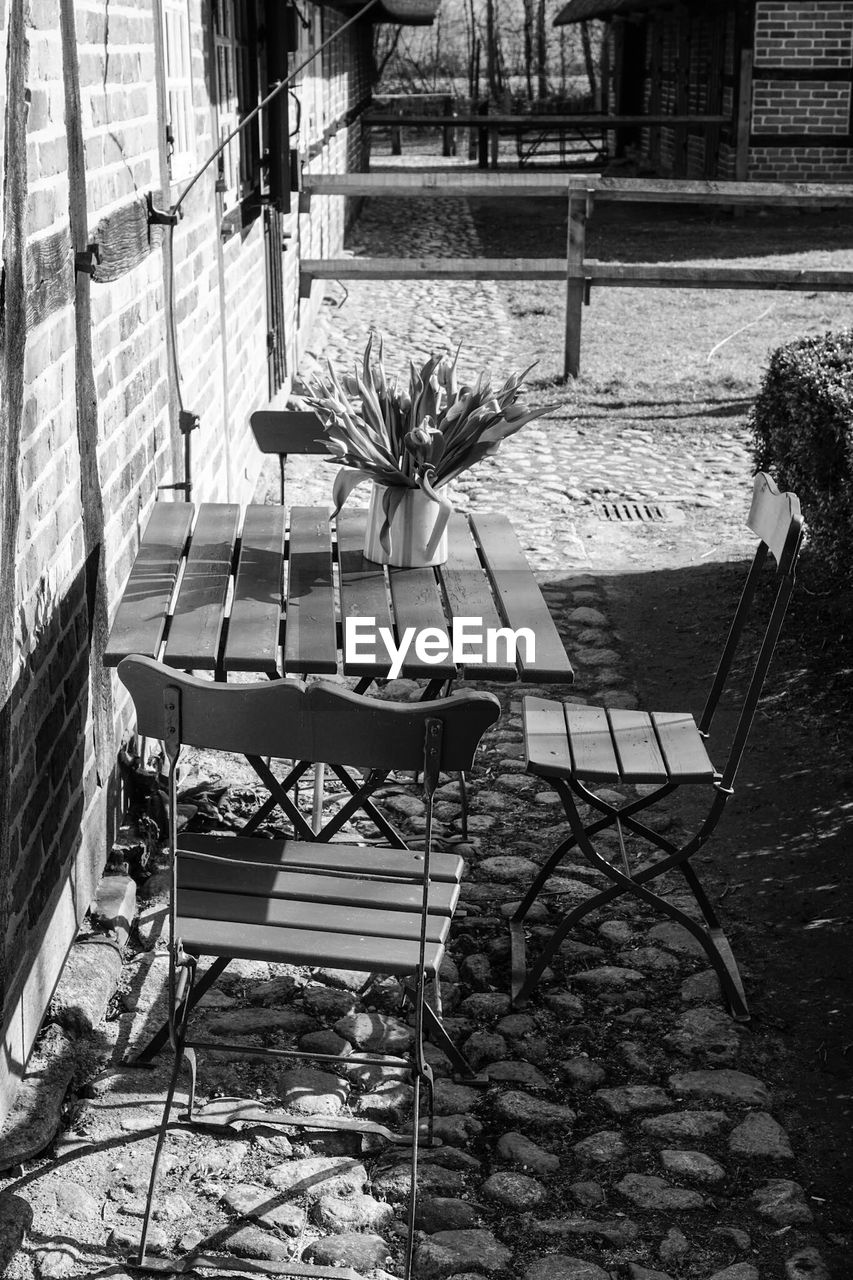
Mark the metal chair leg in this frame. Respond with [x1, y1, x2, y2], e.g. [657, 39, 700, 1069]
[457, 770, 469, 841]
[135, 958, 197, 1266]
[183, 1047, 198, 1122]
[135, 1040, 187, 1266]
[431, 972, 443, 1017]
[510, 776, 750, 1020]
[403, 1070, 421, 1280]
[311, 762, 325, 833]
[129, 956, 230, 1066]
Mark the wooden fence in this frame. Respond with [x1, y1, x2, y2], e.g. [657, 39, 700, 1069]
[300, 175, 853, 377]
[362, 113, 730, 170]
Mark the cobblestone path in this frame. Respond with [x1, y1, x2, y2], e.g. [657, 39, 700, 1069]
[0, 195, 832, 1280]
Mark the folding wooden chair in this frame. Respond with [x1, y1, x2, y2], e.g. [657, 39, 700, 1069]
[118, 656, 500, 1277]
[251, 406, 334, 829]
[250, 408, 327, 507]
[510, 473, 803, 1021]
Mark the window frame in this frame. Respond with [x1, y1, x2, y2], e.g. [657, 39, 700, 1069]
[161, 0, 196, 183]
[212, 0, 261, 223]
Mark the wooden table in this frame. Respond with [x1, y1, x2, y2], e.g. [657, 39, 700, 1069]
[104, 501, 573, 686]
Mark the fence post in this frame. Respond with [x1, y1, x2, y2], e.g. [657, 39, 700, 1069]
[442, 94, 456, 157]
[391, 103, 402, 156]
[490, 120, 500, 169]
[563, 189, 590, 380]
[477, 101, 489, 169]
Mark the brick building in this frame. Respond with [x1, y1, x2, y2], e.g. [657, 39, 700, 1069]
[555, 0, 853, 181]
[0, 0, 437, 1130]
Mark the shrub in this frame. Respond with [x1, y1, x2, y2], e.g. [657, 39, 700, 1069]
[751, 329, 853, 579]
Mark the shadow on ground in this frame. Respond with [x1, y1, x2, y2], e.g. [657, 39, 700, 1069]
[599, 553, 853, 1254]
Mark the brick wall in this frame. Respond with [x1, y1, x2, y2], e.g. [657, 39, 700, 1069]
[755, 0, 853, 65]
[752, 78, 851, 133]
[749, 143, 853, 179]
[0, 0, 376, 1130]
[751, 0, 853, 179]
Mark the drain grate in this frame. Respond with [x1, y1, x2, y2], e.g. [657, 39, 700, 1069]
[597, 499, 668, 523]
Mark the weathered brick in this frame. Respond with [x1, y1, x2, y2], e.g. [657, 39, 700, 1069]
[35, 698, 67, 772]
[58, 791, 86, 865]
[27, 89, 51, 132]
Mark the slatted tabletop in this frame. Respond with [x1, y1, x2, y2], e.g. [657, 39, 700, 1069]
[105, 502, 573, 685]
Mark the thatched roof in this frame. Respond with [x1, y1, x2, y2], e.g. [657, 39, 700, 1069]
[322, 0, 441, 24]
[555, 0, 672, 23]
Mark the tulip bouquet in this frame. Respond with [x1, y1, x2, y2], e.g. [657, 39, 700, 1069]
[305, 333, 557, 561]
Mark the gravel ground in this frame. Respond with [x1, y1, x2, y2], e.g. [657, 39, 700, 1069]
[0, 177, 840, 1280]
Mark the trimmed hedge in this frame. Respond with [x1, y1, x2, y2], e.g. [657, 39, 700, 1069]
[751, 328, 853, 578]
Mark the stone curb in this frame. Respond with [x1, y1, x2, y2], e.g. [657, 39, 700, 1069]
[0, 873, 136, 1174]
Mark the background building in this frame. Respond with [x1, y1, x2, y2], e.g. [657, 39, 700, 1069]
[555, 0, 853, 180]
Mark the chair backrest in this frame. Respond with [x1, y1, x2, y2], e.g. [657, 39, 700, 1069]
[118, 656, 501, 775]
[250, 410, 329, 506]
[746, 471, 802, 575]
[699, 472, 803, 790]
[250, 409, 328, 458]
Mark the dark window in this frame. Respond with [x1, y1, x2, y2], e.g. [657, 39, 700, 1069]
[212, 0, 259, 211]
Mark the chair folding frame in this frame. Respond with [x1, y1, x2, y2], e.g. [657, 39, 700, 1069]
[118, 657, 500, 1278]
[131, 731, 472, 1075]
[510, 473, 803, 1020]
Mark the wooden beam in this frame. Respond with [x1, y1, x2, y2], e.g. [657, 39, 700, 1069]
[300, 257, 853, 291]
[60, 0, 115, 780]
[362, 113, 730, 128]
[735, 47, 754, 181]
[91, 194, 162, 283]
[25, 229, 74, 327]
[302, 258, 569, 280]
[673, 6, 691, 176]
[586, 263, 853, 290]
[564, 192, 588, 380]
[301, 172, 853, 206]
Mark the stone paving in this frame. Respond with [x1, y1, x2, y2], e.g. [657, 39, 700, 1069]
[0, 190, 833, 1280]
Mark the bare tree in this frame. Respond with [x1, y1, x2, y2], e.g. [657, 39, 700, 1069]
[372, 2, 603, 106]
[536, 0, 547, 99]
[580, 20, 596, 99]
[521, 0, 535, 99]
[373, 24, 404, 84]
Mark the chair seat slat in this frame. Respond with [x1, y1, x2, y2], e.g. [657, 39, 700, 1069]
[652, 711, 716, 781]
[564, 703, 620, 782]
[177, 915, 445, 975]
[224, 504, 285, 675]
[284, 506, 338, 675]
[178, 834, 464, 884]
[337, 509, 397, 678]
[104, 502, 194, 665]
[388, 566, 456, 680]
[472, 512, 573, 683]
[165, 504, 240, 670]
[437, 514, 515, 679]
[523, 695, 572, 776]
[178, 888, 452, 943]
[608, 708, 668, 783]
[178, 855, 459, 916]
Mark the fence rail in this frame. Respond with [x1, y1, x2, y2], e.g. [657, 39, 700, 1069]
[362, 114, 730, 169]
[299, 176, 853, 376]
[301, 258, 852, 290]
[303, 172, 853, 206]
